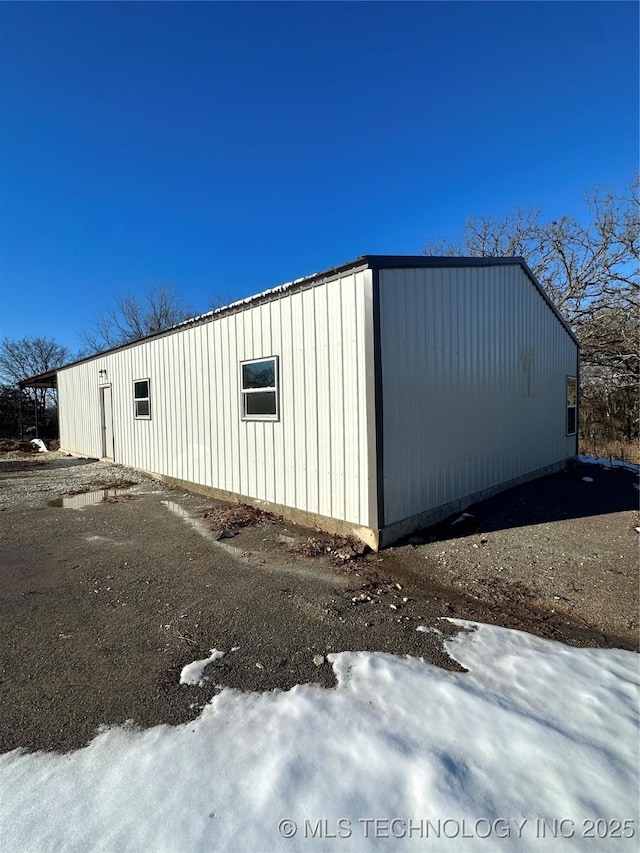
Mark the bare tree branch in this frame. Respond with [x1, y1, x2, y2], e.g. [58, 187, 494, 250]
[80, 286, 192, 354]
[424, 175, 640, 443]
[0, 337, 70, 432]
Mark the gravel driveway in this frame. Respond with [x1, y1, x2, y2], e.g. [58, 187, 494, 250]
[1, 450, 637, 754]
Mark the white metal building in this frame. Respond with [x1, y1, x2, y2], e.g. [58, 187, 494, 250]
[26, 256, 579, 549]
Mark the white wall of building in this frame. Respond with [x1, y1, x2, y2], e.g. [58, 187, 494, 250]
[58, 267, 377, 530]
[378, 263, 578, 528]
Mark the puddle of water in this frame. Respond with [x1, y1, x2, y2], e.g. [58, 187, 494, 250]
[48, 489, 132, 509]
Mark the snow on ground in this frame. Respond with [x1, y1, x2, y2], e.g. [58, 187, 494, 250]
[179, 649, 225, 686]
[578, 454, 640, 474]
[451, 512, 474, 525]
[1, 622, 638, 852]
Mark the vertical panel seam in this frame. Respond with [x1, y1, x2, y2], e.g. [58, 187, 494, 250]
[373, 267, 384, 530]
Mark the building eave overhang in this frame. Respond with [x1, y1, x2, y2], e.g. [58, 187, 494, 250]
[19, 370, 58, 389]
[35, 254, 579, 377]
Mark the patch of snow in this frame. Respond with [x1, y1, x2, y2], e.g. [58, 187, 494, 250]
[0, 622, 638, 851]
[451, 512, 473, 525]
[578, 454, 640, 474]
[416, 625, 442, 636]
[170, 270, 325, 332]
[30, 438, 48, 452]
[179, 649, 225, 686]
[581, 476, 594, 483]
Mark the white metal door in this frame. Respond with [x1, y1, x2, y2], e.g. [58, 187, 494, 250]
[100, 385, 114, 460]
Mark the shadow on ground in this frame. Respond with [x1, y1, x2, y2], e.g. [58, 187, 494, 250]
[0, 457, 98, 474]
[404, 463, 639, 543]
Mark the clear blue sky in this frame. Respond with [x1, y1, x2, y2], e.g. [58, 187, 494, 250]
[0, 1, 637, 356]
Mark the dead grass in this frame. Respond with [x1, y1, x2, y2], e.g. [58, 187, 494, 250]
[0, 440, 40, 454]
[203, 503, 279, 531]
[294, 538, 329, 558]
[0, 438, 60, 453]
[66, 478, 139, 496]
[291, 534, 368, 564]
[579, 439, 640, 465]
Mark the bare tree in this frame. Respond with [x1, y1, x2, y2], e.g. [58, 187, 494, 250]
[0, 337, 70, 437]
[424, 177, 639, 328]
[0, 337, 70, 386]
[424, 176, 639, 446]
[80, 286, 192, 354]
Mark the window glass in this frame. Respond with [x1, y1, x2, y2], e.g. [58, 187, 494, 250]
[245, 391, 276, 416]
[134, 378, 151, 419]
[240, 357, 278, 419]
[134, 380, 149, 400]
[242, 361, 275, 389]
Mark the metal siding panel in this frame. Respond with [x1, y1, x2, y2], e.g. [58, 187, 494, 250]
[380, 265, 578, 526]
[342, 274, 359, 523]
[362, 269, 378, 529]
[186, 330, 196, 484]
[315, 286, 331, 517]
[327, 281, 344, 520]
[290, 291, 306, 511]
[263, 303, 275, 502]
[249, 309, 260, 499]
[273, 299, 285, 505]
[221, 317, 234, 493]
[192, 328, 204, 485]
[213, 319, 225, 490]
[56, 269, 373, 529]
[273, 298, 287, 506]
[188, 329, 198, 484]
[165, 334, 176, 477]
[302, 288, 319, 514]
[254, 306, 266, 501]
[148, 343, 158, 473]
[197, 326, 211, 487]
[280, 295, 294, 507]
[156, 339, 168, 477]
[172, 334, 184, 479]
[202, 325, 214, 488]
[229, 314, 241, 495]
[163, 336, 174, 477]
[241, 309, 255, 499]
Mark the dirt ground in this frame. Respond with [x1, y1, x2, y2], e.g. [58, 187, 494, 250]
[0, 451, 638, 754]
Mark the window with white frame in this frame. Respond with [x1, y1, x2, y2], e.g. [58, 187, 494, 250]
[134, 378, 151, 419]
[566, 376, 577, 436]
[240, 357, 279, 420]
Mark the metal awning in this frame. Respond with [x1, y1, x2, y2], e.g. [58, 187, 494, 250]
[19, 369, 58, 390]
[17, 370, 59, 440]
